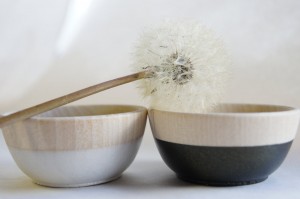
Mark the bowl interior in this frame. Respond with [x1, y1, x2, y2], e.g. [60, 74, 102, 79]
[211, 104, 295, 113]
[35, 105, 146, 118]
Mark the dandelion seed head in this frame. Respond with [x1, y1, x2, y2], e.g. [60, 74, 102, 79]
[132, 20, 231, 113]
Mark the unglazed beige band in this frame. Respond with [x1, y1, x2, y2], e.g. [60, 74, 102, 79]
[2, 106, 147, 151]
[149, 104, 300, 147]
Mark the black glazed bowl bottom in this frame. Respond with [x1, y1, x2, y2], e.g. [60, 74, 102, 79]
[155, 138, 293, 186]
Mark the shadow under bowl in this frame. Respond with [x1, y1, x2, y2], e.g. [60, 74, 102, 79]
[149, 103, 300, 186]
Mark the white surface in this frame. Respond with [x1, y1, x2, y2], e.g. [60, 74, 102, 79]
[7, 139, 141, 187]
[1, 0, 300, 198]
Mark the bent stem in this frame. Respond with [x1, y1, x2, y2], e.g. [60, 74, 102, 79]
[0, 71, 147, 128]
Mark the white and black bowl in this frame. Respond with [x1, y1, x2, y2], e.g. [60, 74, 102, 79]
[149, 104, 300, 186]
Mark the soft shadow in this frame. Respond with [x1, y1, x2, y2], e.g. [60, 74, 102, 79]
[102, 160, 201, 192]
[0, 177, 52, 192]
[0, 160, 213, 195]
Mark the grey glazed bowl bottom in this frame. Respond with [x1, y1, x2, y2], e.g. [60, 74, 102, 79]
[155, 139, 293, 186]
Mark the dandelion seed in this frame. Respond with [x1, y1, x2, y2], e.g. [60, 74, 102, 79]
[132, 20, 231, 113]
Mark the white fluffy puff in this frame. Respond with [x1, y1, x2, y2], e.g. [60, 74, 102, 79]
[132, 21, 231, 113]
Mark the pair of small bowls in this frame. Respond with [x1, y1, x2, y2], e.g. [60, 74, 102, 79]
[1, 104, 300, 187]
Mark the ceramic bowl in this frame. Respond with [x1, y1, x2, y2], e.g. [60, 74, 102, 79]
[149, 103, 300, 186]
[2, 105, 147, 187]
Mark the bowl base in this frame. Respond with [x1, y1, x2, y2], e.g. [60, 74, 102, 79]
[177, 175, 268, 186]
[33, 175, 121, 188]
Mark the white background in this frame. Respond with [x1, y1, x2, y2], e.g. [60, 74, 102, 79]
[0, 0, 300, 198]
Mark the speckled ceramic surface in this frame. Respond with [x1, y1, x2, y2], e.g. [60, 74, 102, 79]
[155, 139, 292, 186]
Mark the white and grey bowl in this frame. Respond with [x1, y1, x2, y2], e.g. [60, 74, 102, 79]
[2, 105, 147, 187]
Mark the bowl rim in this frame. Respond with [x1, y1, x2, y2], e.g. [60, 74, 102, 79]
[23, 104, 147, 120]
[149, 103, 300, 117]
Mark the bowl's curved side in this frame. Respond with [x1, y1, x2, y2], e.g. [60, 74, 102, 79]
[148, 107, 300, 147]
[7, 138, 143, 188]
[154, 138, 292, 186]
[2, 106, 147, 151]
[1, 105, 147, 187]
[148, 104, 300, 186]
